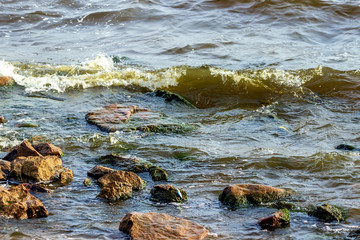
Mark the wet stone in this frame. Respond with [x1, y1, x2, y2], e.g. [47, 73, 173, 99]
[97, 182, 133, 201]
[97, 171, 146, 191]
[308, 203, 344, 222]
[258, 209, 290, 230]
[87, 165, 116, 179]
[150, 184, 187, 203]
[0, 116, 6, 124]
[96, 154, 151, 173]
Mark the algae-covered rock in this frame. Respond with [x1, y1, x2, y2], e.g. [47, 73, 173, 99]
[148, 166, 168, 181]
[87, 165, 116, 179]
[150, 184, 187, 203]
[335, 144, 359, 151]
[85, 104, 192, 133]
[153, 90, 197, 109]
[97, 171, 146, 191]
[96, 154, 152, 173]
[83, 178, 92, 187]
[17, 123, 39, 128]
[0, 185, 48, 219]
[219, 184, 292, 208]
[119, 212, 209, 240]
[270, 201, 295, 210]
[258, 209, 290, 230]
[308, 203, 344, 222]
[97, 181, 133, 201]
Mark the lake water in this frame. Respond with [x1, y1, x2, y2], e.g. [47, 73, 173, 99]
[1, 0, 360, 239]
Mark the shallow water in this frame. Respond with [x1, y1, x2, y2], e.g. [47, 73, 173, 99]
[1, 0, 360, 239]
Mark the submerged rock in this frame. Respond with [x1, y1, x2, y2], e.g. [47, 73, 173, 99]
[148, 166, 168, 181]
[270, 201, 295, 210]
[153, 90, 197, 109]
[10, 156, 73, 184]
[119, 212, 209, 240]
[0, 76, 13, 86]
[17, 123, 39, 128]
[219, 184, 292, 208]
[308, 203, 344, 222]
[3, 140, 42, 161]
[97, 181, 133, 201]
[85, 104, 192, 133]
[0, 185, 48, 219]
[150, 184, 187, 203]
[0, 116, 6, 124]
[258, 209, 290, 230]
[97, 171, 146, 191]
[335, 144, 359, 151]
[87, 165, 116, 179]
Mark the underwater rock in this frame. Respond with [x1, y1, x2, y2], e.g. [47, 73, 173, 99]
[270, 201, 295, 210]
[85, 104, 191, 133]
[148, 166, 168, 181]
[33, 143, 63, 157]
[345, 229, 360, 240]
[258, 209, 290, 230]
[97, 181, 133, 201]
[0, 184, 48, 219]
[0, 116, 6, 123]
[153, 90, 197, 109]
[119, 212, 209, 240]
[97, 171, 146, 191]
[0, 76, 13, 86]
[219, 184, 292, 208]
[9, 155, 73, 184]
[87, 165, 116, 179]
[308, 203, 344, 222]
[96, 154, 152, 173]
[335, 144, 359, 151]
[3, 140, 42, 161]
[150, 184, 187, 203]
[17, 123, 39, 128]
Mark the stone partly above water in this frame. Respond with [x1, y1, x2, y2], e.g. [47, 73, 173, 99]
[258, 208, 291, 231]
[97, 171, 146, 191]
[87, 165, 116, 179]
[219, 184, 292, 209]
[150, 184, 187, 203]
[97, 181, 133, 201]
[119, 212, 209, 240]
[0, 116, 6, 124]
[85, 104, 192, 133]
[308, 203, 344, 222]
[0, 76, 13, 86]
[0, 185, 48, 219]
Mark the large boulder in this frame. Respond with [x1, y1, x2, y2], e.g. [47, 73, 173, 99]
[150, 184, 187, 203]
[119, 212, 209, 240]
[87, 165, 116, 179]
[97, 182, 133, 201]
[85, 104, 192, 133]
[0, 185, 48, 219]
[219, 184, 292, 208]
[3, 140, 42, 161]
[9, 156, 73, 183]
[258, 209, 290, 230]
[308, 203, 344, 222]
[97, 171, 146, 191]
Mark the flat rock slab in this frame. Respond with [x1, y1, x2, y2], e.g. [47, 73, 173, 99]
[119, 212, 209, 240]
[85, 104, 191, 133]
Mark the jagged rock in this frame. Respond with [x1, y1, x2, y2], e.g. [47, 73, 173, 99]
[258, 209, 290, 230]
[0, 160, 10, 180]
[219, 184, 292, 208]
[150, 184, 187, 203]
[20, 183, 49, 193]
[154, 90, 197, 108]
[119, 212, 209, 240]
[308, 203, 344, 222]
[97, 182, 133, 201]
[97, 171, 146, 191]
[87, 165, 116, 179]
[33, 143, 63, 157]
[0, 76, 13, 86]
[10, 156, 72, 184]
[59, 168, 73, 184]
[148, 166, 168, 181]
[0, 185, 48, 219]
[3, 140, 42, 161]
[0, 116, 6, 124]
[85, 104, 191, 133]
[96, 154, 151, 173]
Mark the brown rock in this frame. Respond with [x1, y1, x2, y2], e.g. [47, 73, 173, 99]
[0, 116, 6, 124]
[97, 171, 146, 191]
[150, 184, 187, 203]
[33, 143, 63, 157]
[96, 154, 152, 173]
[0, 171, 6, 181]
[119, 212, 209, 240]
[97, 181, 133, 201]
[83, 178, 92, 187]
[0, 185, 48, 219]
[87, 165, 116, 179]
[219, 184, 292, 208]
[258, 209, 290, 230]
[59, 168, 73, 184]
[3, 140, 42, 161]
[0, 76, 13, 86]
[0, 160, 11, 180]
[20, 183, 49, 193]
[10, 155, 72, 183]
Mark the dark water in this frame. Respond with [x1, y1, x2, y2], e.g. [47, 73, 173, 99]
[1, 0, 360, 239]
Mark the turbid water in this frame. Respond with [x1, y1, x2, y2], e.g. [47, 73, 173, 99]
[1, 0, 360, 239]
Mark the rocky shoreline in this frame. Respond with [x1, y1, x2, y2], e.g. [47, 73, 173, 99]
[0, 100, 355, 239]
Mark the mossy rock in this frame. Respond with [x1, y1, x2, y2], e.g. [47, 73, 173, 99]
[148, 166, 168, 181]
[258, 208, 290, 230]
[270, 201, 295, 210]
[150, 184, 187, 203]
[96, 154, 152, 173]
[97, 182, 133, 201]
[308, 203, 344, 222]
[153, 90, 197, 109]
